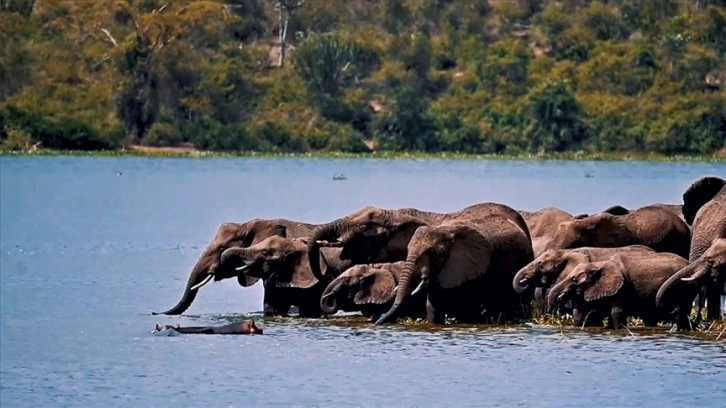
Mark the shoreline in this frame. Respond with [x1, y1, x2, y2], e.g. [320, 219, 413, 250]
[1, 146, 724, 162]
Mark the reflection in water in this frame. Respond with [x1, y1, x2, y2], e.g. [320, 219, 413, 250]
[1, 157, 725, 407]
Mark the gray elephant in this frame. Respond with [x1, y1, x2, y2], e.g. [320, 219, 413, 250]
[153, 219, 346, 316]
[657, 238, 726, 322]
[676, 176, 725, 321]
[518, 207, 581, 257]
[545, 204, 691, 258]
[319, 262, 427, 321]
[307, 203, 531, 283]
[219, 236, 349, 318]
[601, 204, 686, 224]
[375, 215, 534, 325]
[547, 251, 692, 329]
[512, 245, 657, 298]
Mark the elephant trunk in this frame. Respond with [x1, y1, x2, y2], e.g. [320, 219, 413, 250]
[307, 220, 348, 282]
[512, 264, 535, 294]
[319, 279, 344, 314]
[152, 250, 213, 315]
[546, 279, 569, 310]
[220, 247, 260, 279]
[656, 261, 702, 307]
[375, 256, 418, 325]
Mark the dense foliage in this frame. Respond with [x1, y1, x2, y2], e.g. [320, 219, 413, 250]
[1, 0, 724, 155]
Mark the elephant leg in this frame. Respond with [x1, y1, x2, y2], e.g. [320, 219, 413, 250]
[297, 303, 324, 318]
[263, 288, 291, 316]
[427, 298, 444, 325]
[610, 305, 625, 330]
[706, 286, 721, 320]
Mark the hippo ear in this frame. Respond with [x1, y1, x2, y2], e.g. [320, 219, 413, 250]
[583, 260, 624, 302]
[438, 226, 492, 289]
[354, 270, 397, 305]
[682, 176, 726, 225]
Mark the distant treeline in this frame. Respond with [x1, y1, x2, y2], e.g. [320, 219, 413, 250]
[1, 0, 724, 155]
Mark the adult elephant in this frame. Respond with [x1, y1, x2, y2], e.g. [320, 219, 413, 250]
[219, 236, 349, 318]
[601, 204, 686, 224]
[375, 215, 534, 325]
[153, 219, 340, 316]
[657, 239, 726, 322]
[655, 176, 726, 320]
[545, 204, 691, 258]
[307, 202, 531, 283]
[518, 207, 580, 257]
[319, 262, 426, 321]
[547, 252, 693, 329]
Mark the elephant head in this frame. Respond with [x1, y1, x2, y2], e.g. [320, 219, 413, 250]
[546, 214, 632, 251]
[375, 222, 492, 324]
[220, 236, 325, 290]
[307, 206, 430, 282]
[153, 220, 290, 315]
[656, 238, 726, 307]
[513, 248, 572, 294]
[547, 258, 625, 309]
[319, 262, 406, 317]
[682, 176, 726, 226]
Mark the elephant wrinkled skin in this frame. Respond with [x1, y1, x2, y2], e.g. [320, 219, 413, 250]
[320, 261, 426, 321]
[220, 236, 349, 317]
[307, 203, 531, 283]
[547, 252, 692, 329]
[545, 204, 691, 258]
[154, 219, 329, 316]
[518, 207, 581, 257]
[375, 215, 534, 325]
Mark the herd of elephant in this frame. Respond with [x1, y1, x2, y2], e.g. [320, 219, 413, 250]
[153, 175, 726, 330]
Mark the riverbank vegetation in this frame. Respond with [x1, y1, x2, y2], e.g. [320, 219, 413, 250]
[1, 0, 724, 157]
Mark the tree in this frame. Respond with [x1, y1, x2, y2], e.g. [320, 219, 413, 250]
[270, 0, 304, 67]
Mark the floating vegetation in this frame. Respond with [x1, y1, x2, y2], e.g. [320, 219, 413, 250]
[332, 173, 347, 180]
[1, 148, 724, 163]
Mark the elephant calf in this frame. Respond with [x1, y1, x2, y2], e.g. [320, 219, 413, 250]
[547, 251, 692, 329]
[320, 262, 426, 321]
[513, 245, 658, 297]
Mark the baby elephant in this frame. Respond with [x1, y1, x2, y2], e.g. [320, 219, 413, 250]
[320, 262, 426, 321]
[153, 320, 263, 335]
[547, 251, 691, 329]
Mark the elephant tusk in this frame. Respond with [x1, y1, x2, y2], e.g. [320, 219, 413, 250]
[680, 275, 697, 282]
[190, 274, 214, 291]
[557, 292, 565, 301]
[316, 240, 343, 247]
[235, 264, 251, 273]
[392, 285, 398, 295]
[411, 280, 427, 296]
[518, 278, 529, 285]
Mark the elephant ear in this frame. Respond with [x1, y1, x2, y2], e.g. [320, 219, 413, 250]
[354, 269, 397, 305]
[438, 226, 492, 289]
[272, 241, 325, 289]
[682, 176, 726, 225]
[583, 259, 625, 302]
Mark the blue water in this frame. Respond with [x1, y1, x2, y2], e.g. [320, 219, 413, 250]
[1, 156, 724, 407]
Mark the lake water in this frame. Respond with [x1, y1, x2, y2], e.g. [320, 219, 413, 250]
[1, 156, 724, 407]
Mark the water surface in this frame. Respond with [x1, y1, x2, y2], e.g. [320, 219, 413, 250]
[1, 157, 724, 407]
